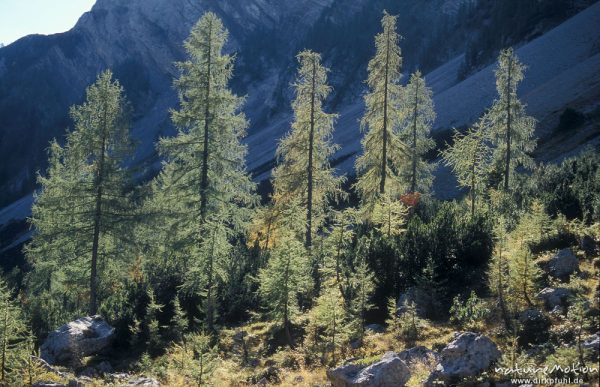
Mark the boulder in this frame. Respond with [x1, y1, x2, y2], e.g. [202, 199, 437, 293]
[397, 346, 440, 366]
[582, 332, 599, 356]
[127, 378, 160, 386]
[537, 287, 573, 311]
[546, 248, 578, 280]
[40, 316, 115, 365]
[327, 352, 411, 387]
[518, 309, 550, 346]
[426, 332, 500, 385]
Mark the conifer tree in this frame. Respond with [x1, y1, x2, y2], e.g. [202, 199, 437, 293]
[349, 244, 375, 343]
[258, 208, 311, 346]
[483, 48, 536, 191]
[387, 298, 422, 345]
[488, 217, 512, 330]
[322, 207, 359, 299]
[515, 200, 552, 246]
[399, 71, 436, 194]
[169, 296, 188, 342]
[0, 278, 30, 384]
[272, 50, 343, 248]
[442, 122, 492, 216]
[307, 285, 350, 365]
[26, 70, 133, 316]
[507, 209, 544, 309]
[153, 12, 255, 332]
[355, 12, 408, 204]
[371, 193, 409, 238]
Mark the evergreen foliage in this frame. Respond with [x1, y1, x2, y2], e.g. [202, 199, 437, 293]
[530, 148, 600, 222]
[441, 122, 492, 216]
[483, 48, 536, 191]
[258, 221, 312, 346]
[387, 298, 422, 345]
[26, 70, 133, 319]
[348, 247, 375, 343]
[0, 277, 30, 384]
[271, 50, 343, 248]
[355, 11, 408, 204]
[449, 291, 490, 331]
[306, 285, 350, 365]
[370, 193, 409, 238]
[398, 71, 436, 194]
[149, 12, 256, 332]
[487, 217, 513, 329]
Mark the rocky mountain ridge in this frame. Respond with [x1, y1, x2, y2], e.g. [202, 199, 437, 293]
[0, 0, 598, 222]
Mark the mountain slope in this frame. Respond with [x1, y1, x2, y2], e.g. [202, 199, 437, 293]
[0, 0, 598, 230]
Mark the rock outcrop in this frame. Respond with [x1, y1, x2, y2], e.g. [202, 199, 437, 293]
[426, 332, 501, 384]
[546, 248, 579, 280]
[327, 352, 411, 387]
[40, 316, 115, 365]
[583, 332, 599, 356]
[397, 346, 440, 366]
[537, 287, 573, 310]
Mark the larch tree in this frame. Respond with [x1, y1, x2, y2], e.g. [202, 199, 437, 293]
[441, 121, 492, 216]
[26, 70, 133, 317]
[322, 207, 359, 300]
[0, 277, 30, 384]
[399, 71, 436, 194]
[258, 233, 311, 346]
[271, 50, 343, 248]
[155, 12, 256, 332]
[371, 193, 409, 238]
[483, 48, 536, 191]
[349, 237, 375, 344]
[487, 217, 513, 330]
[355, 11, 408, 205]
[307, 285, 350, 365]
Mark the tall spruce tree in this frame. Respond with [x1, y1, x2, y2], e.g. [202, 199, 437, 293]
[26, 70, 133, 316]
[399, 71, 436, 194]
[441, 121, 492, 216]
[154, 12, 256, 331]
[483, 48, 536, 191]
[272, 50, 343, 248]
[355, 12, 408, 204]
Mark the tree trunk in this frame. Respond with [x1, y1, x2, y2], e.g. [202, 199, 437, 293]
[497, 248, 511, 330]
[471, 157, 476, 217]
[306, 58, 316, 248]
[206, 228, 217, 332]
[90, 97, 108, 316]
[200, 20, 213, 222]
[1, 305, 7, 382]
[504, 55, 512, 191]
[283, 256, 294, 347]
[380, 29, 391, 195]
[335, 220, 346, 302]
[411, 79, 419, 193]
